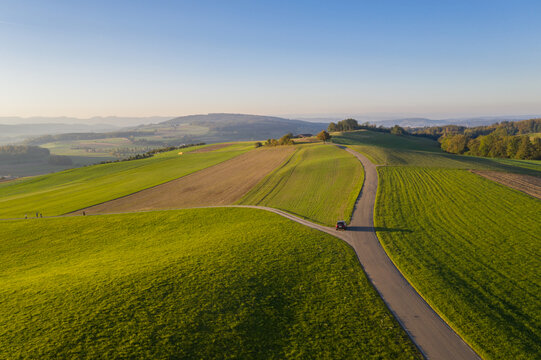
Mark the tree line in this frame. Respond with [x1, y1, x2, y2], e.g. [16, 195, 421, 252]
[414, 119, 541, 160]
[328, 119, 406, 136]
[327, 117, 541, 160]
[98, 143, 206, 164]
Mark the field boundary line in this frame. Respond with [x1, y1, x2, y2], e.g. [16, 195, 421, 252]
[62, 148, 251, 215]
[237, 146, 301, 205]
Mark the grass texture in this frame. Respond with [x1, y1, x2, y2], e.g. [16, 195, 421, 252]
[375, 167, 541, 359]
[0, 143, 251, 218]
[238, 144, 364, 226]
[0, 208, 421, 359]
[333, 130, 541, 174]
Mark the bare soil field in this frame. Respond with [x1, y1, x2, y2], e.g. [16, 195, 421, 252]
[76, 146, 295, 214]
[191, 143, 235, 153]
[472, 170, 541, 199]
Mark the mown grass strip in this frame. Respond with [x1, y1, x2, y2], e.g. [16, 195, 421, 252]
[0, 208, 421, 359]
[238, 144, 364, 226]
[0, 143, 252, 218]
[375, 166, 541, 359]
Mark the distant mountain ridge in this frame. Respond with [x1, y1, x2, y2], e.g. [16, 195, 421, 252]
[142, 113, 328, 142]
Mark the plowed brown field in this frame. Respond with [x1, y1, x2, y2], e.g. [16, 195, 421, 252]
[76, 146, 295, 214]
[472, 170, 541, 199]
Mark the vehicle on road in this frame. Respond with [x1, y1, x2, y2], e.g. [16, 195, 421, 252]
[336, 220, 347, 231]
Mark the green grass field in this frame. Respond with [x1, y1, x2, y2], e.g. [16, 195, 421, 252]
[333, 130, 541, 175]
[238, 144, 364, 226]
[0, 208, 421, 359]
[375, 167, 541, 359]
[0, 143, 251, 218]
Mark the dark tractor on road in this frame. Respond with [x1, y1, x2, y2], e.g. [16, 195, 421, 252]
[336, 220, 347, 231]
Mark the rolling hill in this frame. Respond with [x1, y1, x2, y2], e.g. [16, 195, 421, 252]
[0, 208, 421, 359]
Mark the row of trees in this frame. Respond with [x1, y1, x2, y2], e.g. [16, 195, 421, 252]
[99, 143, 206, 164]
[420, 118, 541, 160]
[440, 133, 541, 160]
[413, 118, 541, 140]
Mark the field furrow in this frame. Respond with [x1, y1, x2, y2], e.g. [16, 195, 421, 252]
[238, 144, 364, 226]
[375, 166, 541, 359]
[472, 170, 541, 199]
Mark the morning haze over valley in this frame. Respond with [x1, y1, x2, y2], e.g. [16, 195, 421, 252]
[1, 1, 540, 359]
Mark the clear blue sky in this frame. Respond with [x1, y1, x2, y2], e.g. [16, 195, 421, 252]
[1, 0, 540, 118]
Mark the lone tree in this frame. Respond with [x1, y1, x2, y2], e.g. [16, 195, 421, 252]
[279, 133, 294, 145]
[317, 130, 331, 143]
[390, 125, 405, 135]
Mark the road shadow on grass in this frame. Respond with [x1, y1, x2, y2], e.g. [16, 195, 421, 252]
[346, 226, 412, 233]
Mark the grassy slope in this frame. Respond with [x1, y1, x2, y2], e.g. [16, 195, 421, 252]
[375, 167, 540, 359]
[333, 130, 541, 174]
[336, 130, 541, 358]
[0, 208, 420, 359]
[0, 143, 251, 218]
[238, 144, 364, 226]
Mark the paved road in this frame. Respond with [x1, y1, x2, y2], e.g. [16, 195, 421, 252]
[228, 146, 480, 359]
[2, 146, 481, 359]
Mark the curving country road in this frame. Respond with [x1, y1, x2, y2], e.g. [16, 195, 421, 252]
[227, 146, 480, 360]
[2, 146, 481, 359]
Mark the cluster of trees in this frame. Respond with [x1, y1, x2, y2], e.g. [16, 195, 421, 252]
[413, 118, 541, 140]
[417, 118, 541, 160]
[254, 131, 333, 148]
[255, 133, 295, 148]
[328, 119, 359, 132]
[440, 133, 541, 159]
[327, 119, 405, 136]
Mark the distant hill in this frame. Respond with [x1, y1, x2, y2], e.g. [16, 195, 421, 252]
[144, 113, 328, 142]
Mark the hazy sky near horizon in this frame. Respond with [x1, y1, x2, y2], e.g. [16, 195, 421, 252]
[1, 0, 541, 118]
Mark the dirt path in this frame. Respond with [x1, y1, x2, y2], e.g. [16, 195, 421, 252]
[472, 170, 541, 199]
[73, 147, 294, 215]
